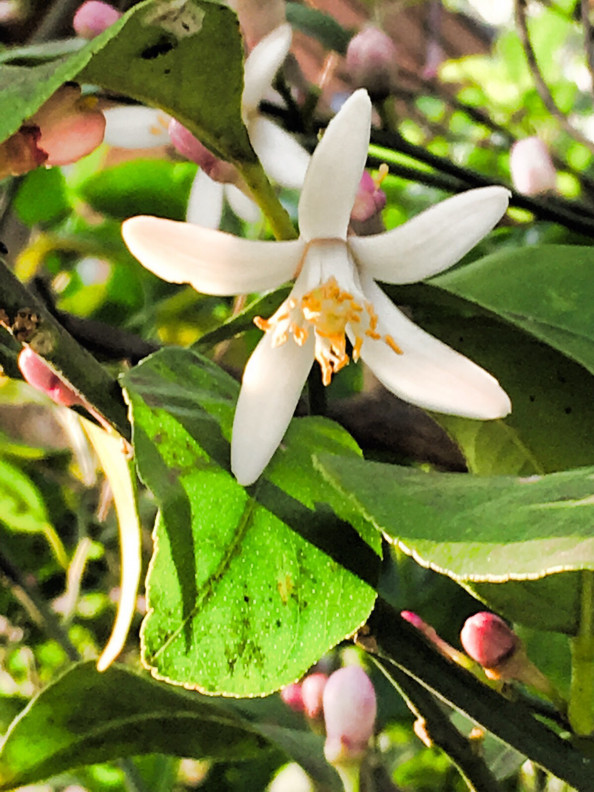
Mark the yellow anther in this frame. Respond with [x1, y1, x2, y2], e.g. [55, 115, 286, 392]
[253, 275, 404, 384]
[385, 334, 403, 355]
[374, 163, 389, 190]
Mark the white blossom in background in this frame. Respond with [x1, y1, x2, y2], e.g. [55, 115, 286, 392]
[123, 89, 511, 486]
[182, 22, 310, 228]
[267, 763, 313, 792]
[102, 106, 172, 149]
[510, 137, 557, 195]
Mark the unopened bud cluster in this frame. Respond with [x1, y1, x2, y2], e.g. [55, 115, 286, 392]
[281, 665, 376, 769]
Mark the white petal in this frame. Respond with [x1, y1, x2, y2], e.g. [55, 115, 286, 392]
[122, 216, 303, 294]
[103, 106, 171, 148]
[249, 117, 310, 189]
[186, 169, 224, 229]
[242, 23, 292, 114]
[357, 276, 511, 419]
[225, 184, 262, 223]
[350, 186, 510, 284]
[231, 331, 314, 485]
[298, 90, 371, 241]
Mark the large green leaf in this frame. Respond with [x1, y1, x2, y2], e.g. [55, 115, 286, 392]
[431, 245, 594, 376]
[386, 284, 594, 475]
[79, 0, 253, 163]
[318, 454, 594, 583]
[0, 0, 253, 165]
[0, 662, 339, 791]
[122, 348, 378, 697]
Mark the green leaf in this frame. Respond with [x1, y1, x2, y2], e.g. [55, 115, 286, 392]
[78, 160, 196, 221]
[79, 0, 254, 164]
[389, 284, 594, 474]
[13, 168, 70, 226]
[0, 661, 271, 790]
[0, 458, 51, 534]
[318, 454, 594, 583]
[285, 2, 352, 54]
[0, 13, 130, 143]
[0, 1, 253, 167]
[431, 245, 594, 377]
[121, 348, 378, 696]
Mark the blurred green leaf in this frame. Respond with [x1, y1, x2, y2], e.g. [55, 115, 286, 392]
[79, 160, 196, 221]
[0, 457, 52, 534]
[286, 2, 352, 54]
[122, 347, 377, 696]
[13, 168, 70, 227]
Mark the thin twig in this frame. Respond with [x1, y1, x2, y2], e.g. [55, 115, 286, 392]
[372, 655, 503, 792]
[371, 128, 594, 237]
[515, 0, 594, 155]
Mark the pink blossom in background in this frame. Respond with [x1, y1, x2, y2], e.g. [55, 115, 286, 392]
[346, 26, 397, 98]
[323, 666, 376, 765]
[73, 1, 122, 38]
[301, 672, 328, 720]
[510, 137, 557, 195]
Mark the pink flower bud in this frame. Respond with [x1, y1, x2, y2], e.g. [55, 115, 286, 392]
[73, 1, 121, 38]
[30, 84, 106, 167]
[323, 666, 376, 766]
[346, 26, 397, 99]
[301, 673, 328, 720]
[168, 119, 238, 183]
[280, 682, 304, 712]
[460, 612, 519, 670]
[351, 171, 387, 223]
[18, 347, 83, 408]
[510, 137, 557, 195]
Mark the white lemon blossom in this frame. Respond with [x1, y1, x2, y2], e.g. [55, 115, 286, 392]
[122, 89, 511, 486]
[186, 22, 310, 228]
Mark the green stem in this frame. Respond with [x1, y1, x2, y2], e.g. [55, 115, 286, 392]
[237, 161, 298, 241]
[334, 763, 360, 792]
[569, 571, 594, 735]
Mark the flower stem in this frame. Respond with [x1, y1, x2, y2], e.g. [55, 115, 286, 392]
[569, 570, 594, 735]
[237, 160, 298, 240]
[334, 763, 361, 792]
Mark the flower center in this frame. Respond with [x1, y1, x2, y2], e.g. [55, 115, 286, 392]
[254, 276, 403, 386]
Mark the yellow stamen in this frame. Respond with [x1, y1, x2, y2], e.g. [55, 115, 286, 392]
[253, 275, 404, 384]
[385, 334, 403, 355]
